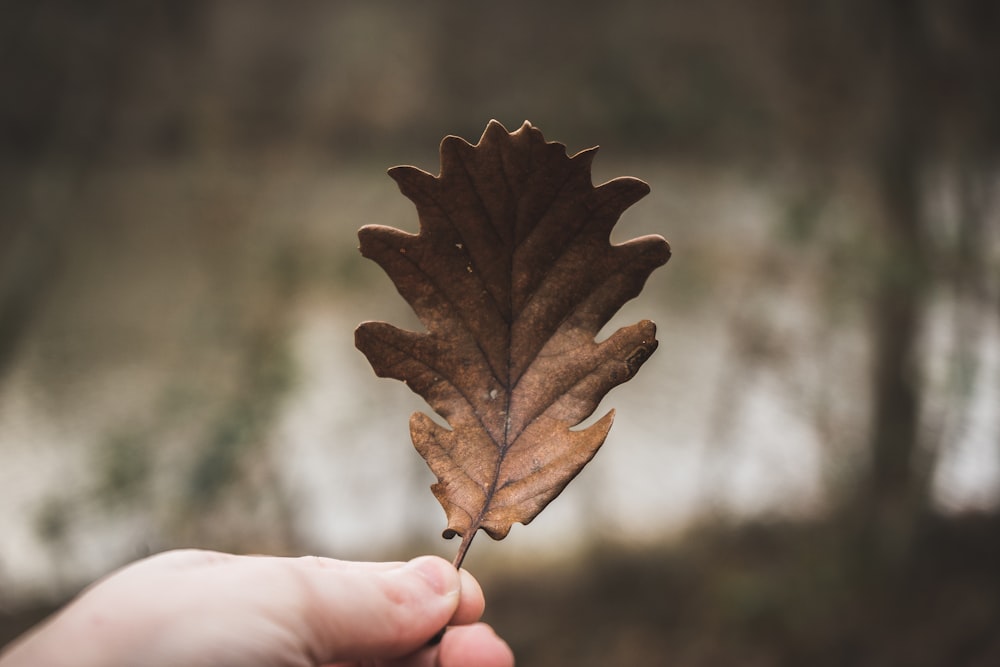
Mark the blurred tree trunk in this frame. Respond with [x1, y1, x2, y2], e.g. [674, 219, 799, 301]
[860, 0, 933, 557]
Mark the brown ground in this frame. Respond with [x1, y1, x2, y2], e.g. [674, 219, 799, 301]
[482, 513, 1000, 667]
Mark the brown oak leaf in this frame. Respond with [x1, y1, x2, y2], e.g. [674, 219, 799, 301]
[355, 120, 670, 565]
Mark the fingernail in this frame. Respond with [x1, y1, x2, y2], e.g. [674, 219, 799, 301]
[406, 556, 459, 597]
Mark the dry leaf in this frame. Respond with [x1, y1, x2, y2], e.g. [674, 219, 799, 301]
[356, 120, 670, 565]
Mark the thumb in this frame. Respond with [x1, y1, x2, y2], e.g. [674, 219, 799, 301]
[300, 555, 463, 663]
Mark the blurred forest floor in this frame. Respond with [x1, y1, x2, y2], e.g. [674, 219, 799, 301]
[483, 513, 1000, 667]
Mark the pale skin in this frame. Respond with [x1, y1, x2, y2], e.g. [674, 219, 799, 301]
[0, 549, 514, 667]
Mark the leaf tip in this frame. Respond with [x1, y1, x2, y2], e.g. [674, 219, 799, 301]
[387, 164, 438, 196]
[485, 118, 514, 134]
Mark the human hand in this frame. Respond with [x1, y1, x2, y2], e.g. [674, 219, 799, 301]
[0, 549, 514, 667]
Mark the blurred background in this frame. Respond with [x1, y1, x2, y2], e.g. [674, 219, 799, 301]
[2, 1, 999, 664]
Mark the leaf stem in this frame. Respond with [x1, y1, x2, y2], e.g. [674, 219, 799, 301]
[426, 530, 478, 648]
[452, 529, 477, 570]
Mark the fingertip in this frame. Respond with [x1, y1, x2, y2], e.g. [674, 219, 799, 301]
[439, 623, 514, 667]
[451, 569, 486, 626]
[403, 556, 461, 598]
[458, 568, 483, 599]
